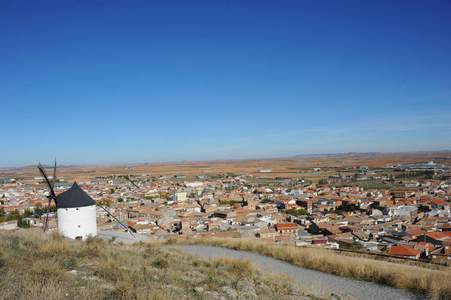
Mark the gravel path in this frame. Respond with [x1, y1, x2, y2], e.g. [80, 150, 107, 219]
[97, 231, 150, 243]
[169, 245, 429, 300]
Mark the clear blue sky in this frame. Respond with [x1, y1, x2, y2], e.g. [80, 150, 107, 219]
[1, 0, 450, 167]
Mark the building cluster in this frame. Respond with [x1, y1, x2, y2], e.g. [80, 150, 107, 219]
[1, 168, 451, 264]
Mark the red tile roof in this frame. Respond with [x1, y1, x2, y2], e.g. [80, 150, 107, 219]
[427, 232, 448, 240]
[431, 199, 448, 205]
[275, 223, 298, 230]
[406, 228, 424, 237]
[389, 244, 421, 257]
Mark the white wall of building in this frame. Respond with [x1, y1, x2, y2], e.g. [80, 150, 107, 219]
[173, 192, 187, 202]
[57, 205, 97, 240]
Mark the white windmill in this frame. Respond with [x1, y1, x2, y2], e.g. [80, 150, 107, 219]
[38, 162, 132, 240]
[55, 181, 97, 240]
[38, 163, 97, 240]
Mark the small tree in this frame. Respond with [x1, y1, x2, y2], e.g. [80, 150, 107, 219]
[8, 210, 21, 221]
[34, 203, 45, 217]
[350, 241, 364, 251]
[23, 208, 33, 218]
[285, 209, 308, 216]
[318, 179, 328, 186]
[17, 218, 30, 229]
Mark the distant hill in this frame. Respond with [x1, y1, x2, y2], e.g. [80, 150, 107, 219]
[294, 150, 451, 158]
[2, 150, 451, 173]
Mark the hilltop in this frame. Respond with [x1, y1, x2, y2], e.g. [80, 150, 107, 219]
[0, 229, 311, 300]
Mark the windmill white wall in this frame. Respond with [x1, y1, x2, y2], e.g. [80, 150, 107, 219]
[57, 204, 97, 240]
[55, 182, 98, 240]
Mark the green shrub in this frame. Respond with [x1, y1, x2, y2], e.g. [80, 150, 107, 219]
[151, 257, 169, 269]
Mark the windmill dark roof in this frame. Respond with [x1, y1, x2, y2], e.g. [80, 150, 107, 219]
[56, 182, 96, 208]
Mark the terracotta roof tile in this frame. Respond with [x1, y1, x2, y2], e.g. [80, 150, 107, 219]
[389, 244, 421, 257]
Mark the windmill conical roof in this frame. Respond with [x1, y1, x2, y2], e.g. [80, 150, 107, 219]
[56, 182, 96, 208]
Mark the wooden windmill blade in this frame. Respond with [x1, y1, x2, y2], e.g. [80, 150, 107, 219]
[38, 163, 58, 232]
[38, 163, 57, 200]
[129, 179, 140, 189]
[45, 160, 57, 230]
[44, 199, 51, 231]
[51, 160, 58, 224]
[51, 160, 56, 189]
[97, 203, 135, 237]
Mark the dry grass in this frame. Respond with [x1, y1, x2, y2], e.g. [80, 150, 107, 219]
[0, 229, 310, 300]
[165, 237, 451, 299]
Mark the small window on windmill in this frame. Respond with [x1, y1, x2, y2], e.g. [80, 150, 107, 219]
[76, 208, 79, 210]
[78, 225, 81, 228]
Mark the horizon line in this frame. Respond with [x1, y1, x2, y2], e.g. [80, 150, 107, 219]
[1, 149, 451, 170]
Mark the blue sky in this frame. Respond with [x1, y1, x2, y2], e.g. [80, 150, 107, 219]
[1, 0, 450, 167]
